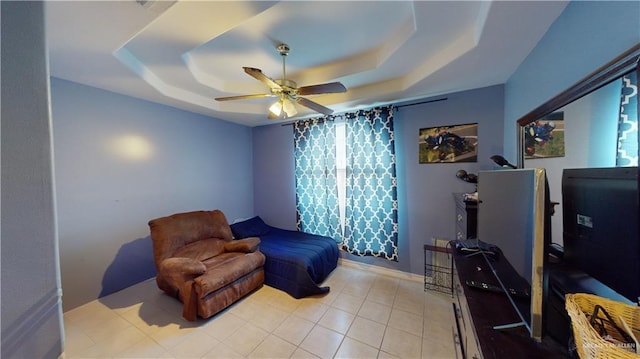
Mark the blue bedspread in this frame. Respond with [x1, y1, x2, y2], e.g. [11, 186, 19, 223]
[230, 217, 339, 298]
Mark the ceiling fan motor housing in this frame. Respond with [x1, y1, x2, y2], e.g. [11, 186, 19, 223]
[273, 79, 297, 96]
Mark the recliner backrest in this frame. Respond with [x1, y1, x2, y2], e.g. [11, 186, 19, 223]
[148, 210, 233, 268]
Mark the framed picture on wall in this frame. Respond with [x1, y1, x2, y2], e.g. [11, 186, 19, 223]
[419, 123, 478, 163]
[524, 112, 565, 159]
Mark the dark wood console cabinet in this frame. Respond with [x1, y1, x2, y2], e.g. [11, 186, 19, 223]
[453, 193, 477, 240]
[452, 247, 567, 358]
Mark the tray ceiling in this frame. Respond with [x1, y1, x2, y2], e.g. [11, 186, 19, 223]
[46, 1, 567, 126]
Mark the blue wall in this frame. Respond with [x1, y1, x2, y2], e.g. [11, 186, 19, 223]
[51, 78, 255, 310]
[253, 85, 505, 275]
[504, 0, 640, 159]
[253, 124, 297, 229]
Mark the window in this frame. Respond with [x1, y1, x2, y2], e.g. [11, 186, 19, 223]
[294, 106, 398, 260]
[617, 71, 638, 166]
[335, 120, 347, 235]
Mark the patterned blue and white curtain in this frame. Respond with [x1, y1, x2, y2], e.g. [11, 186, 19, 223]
[293, 118, 342, 241]
[343, 106, 398, 261]
[616, 71, 638, 166]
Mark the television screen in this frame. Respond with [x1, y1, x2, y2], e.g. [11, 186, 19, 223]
[562, 166, 639, 302]
[477, 168, 548, 341]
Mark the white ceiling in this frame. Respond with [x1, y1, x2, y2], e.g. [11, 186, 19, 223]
[45, 1, 568, 127]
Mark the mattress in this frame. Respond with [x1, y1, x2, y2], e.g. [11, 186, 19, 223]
[230, 216, 339, 298]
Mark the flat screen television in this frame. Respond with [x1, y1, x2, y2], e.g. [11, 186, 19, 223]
[477, 168, 549, 342]
[562, 166, 639, 302]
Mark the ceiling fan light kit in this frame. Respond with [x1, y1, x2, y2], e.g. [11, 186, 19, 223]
[282, 98, 297, 117]
[269, 97, 298, 118]
[215, 43, 347, 119]
[269, 100, 283, 117]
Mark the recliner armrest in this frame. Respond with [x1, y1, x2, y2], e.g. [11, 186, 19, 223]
[224, 237, 261, 253]
[159, 257, 206, 275]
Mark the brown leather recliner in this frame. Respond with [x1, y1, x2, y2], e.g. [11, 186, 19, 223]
[148, 210, 265, 321]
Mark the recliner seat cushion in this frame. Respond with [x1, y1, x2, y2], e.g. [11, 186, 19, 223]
[194, 251, 265, 298]
[173, 238, 226, 261]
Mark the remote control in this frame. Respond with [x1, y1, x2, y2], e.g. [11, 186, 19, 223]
[465, 280, 530, 298]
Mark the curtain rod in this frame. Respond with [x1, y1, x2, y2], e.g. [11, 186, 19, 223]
[395, 97, 448, 109]
[280, 112, 359, 126]
[280, 116, 337, 127]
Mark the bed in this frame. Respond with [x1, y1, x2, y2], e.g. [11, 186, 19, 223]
[230, 216, 339, 298]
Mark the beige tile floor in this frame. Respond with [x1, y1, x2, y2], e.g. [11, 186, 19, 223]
[63, 264, 456, 359]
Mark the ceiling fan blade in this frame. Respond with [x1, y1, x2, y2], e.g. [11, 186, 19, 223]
[214, 93, 275, 101]
[297, 82, 347, 96]
[296, 97, 334, 116]
[243, 67, 281, 90]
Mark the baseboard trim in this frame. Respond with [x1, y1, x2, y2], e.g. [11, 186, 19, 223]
[1, 288, 63, 358]
[338, 258, 422, 283]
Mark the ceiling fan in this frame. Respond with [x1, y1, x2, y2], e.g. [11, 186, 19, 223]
[215, 43, 347, 119]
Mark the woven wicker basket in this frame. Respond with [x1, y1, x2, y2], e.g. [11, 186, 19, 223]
[565, 293, 640, 359]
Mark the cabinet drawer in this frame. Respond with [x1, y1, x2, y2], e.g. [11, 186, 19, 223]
[453, 193, 478, 240]
[456, 207, 468, 240]
[453, 261, 483, 359]
[453, 303, 464, 359]
[456, 207, 468, 227]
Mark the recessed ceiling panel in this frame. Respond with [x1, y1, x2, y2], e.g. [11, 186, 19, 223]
[187, 1, 416, 85]
[45, 0, 568, 126]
